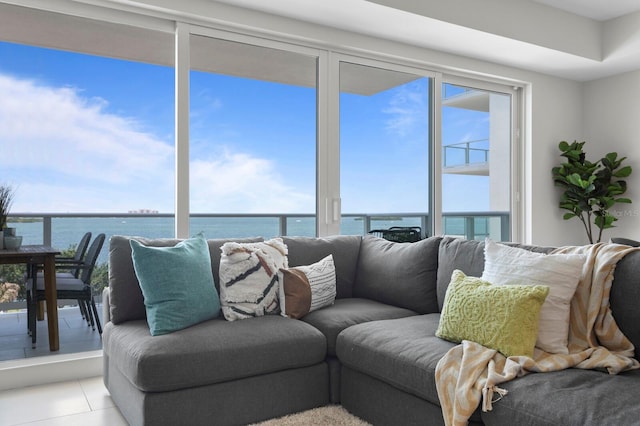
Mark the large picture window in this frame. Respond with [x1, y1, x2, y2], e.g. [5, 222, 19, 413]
[188, 34, 318, 238]
[0, 39, 174, 247]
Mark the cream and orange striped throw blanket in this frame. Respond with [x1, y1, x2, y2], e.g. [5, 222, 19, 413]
[435, 243, 640, 426]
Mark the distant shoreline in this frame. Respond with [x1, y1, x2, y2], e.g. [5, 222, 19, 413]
[7, 217, 42, 223]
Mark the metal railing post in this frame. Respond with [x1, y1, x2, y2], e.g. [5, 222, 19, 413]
[421, 214, 429, 238]
[43, 216, 52, 246]
[501, 213, 510, 241]
[465, 216, 475, 240]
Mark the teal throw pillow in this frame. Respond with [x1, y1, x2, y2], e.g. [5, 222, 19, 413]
[130, 234, 220, 336]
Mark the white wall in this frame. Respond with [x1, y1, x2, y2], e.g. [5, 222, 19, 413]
[527, 76, 585, 246]
[583, 70, 640, 243]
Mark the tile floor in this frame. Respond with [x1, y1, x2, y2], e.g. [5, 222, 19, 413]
[0, 376, 127, 425]
[0, 306, 104, 361]
[0, 306, 124, 424]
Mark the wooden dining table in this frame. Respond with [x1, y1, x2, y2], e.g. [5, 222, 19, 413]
[0, 245, 60, 351]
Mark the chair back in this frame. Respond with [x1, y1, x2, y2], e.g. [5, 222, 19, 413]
[79, 233, 106, 284]
[73, 232, 92, 262]
[69, 232, 92, 277]
[368, 226, 423, 243]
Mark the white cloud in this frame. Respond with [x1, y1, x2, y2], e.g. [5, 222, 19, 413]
[0, 75, 173, 183]
[0, 73, 175, 212]
[190, 148, 314, 213]
[0, 73, 312, 214]
[383, 83, 427, 138]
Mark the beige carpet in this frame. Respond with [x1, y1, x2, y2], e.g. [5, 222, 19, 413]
[251, 405, 371, 426]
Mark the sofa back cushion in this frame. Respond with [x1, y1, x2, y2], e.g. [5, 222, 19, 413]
[282, 235, 361, 299]
[109, 235, 263, 324]
[436, 237, 554, 311]
[353, 235, 442, 314]
[437, 238, 486, 311]
[609, 249, 640, 361]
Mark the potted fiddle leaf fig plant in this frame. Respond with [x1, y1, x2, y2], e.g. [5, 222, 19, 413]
[552, 140, 632, 244]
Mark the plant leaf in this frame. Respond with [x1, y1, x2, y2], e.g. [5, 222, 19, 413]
[614, 166, 632, 178]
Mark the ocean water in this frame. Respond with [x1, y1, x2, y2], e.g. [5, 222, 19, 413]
[8, 215, 428, 265]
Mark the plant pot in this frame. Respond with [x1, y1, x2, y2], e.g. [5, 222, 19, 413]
[4, 227, 16, 237]
[4, 235, 22, 250]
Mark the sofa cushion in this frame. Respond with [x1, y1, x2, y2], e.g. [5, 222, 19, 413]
[481, 368, 640, 426]
[108, 236, 263, 324]
[436, 237, 554, 311]
[437, 237, 485, 311]
[130, 234, 220, 336]
[102, 315, 327, 393]
[354, 236, 442, 314]
[337, 315, 475, 416]
[610, 249, 640, 361]
[301, 298, 417, 356]
[282, 235, 361, 299]
[436, 270, 549, 358]
[611, 237, 640, 246]
[219, 238, 288, 321]
[278, 254, 337, 319]
[482, 240, 586, 354]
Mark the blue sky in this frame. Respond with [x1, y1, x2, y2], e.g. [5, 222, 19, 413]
[0, 41, 491, 215]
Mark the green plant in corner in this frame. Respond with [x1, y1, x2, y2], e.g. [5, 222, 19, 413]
[552, 140, 632, 243]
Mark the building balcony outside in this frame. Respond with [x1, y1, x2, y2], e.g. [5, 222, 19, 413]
[443, 139, 490, 176]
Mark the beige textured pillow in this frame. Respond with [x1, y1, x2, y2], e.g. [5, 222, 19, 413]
[219, 238, 288, 321]
[278, 254, 336, 319]
[481, 239, 586, 354]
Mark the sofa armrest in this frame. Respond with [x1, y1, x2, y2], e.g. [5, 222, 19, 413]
[102, 287, 111, 324]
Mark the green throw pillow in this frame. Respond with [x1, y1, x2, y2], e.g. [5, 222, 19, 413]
[130, 234, 220, 336]
[436, 270, 549, 358]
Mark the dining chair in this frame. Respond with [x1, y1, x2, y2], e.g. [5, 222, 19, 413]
[33, 232, 92, 322]
[53, 231, 93, 278]
[26, 233, 106, 347]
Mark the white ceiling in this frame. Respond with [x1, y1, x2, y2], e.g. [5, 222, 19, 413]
[2, 0, 640, 82]
[532, 0, 640, 21]
[211, 0, 640, 81]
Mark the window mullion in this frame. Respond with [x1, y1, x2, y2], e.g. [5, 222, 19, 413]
[431, 72, 443, 237]
[175, 22, 190, 238]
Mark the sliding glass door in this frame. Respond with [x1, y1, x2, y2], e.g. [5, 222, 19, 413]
[188, 33, 318, 238]
[339, 60, 432, 237]
[441, 81, 514, 240]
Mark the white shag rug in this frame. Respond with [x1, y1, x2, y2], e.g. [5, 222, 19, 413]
[250, 405, 371, 426]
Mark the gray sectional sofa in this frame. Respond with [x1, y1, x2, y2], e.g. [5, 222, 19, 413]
[102, 234, 640, 426]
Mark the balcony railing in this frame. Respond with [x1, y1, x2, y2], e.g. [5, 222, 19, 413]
[443, 140, 489, 168]
[0, 211, 508, 311]
[5, 211, 509, 244]
[443, 85, 476, 100]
